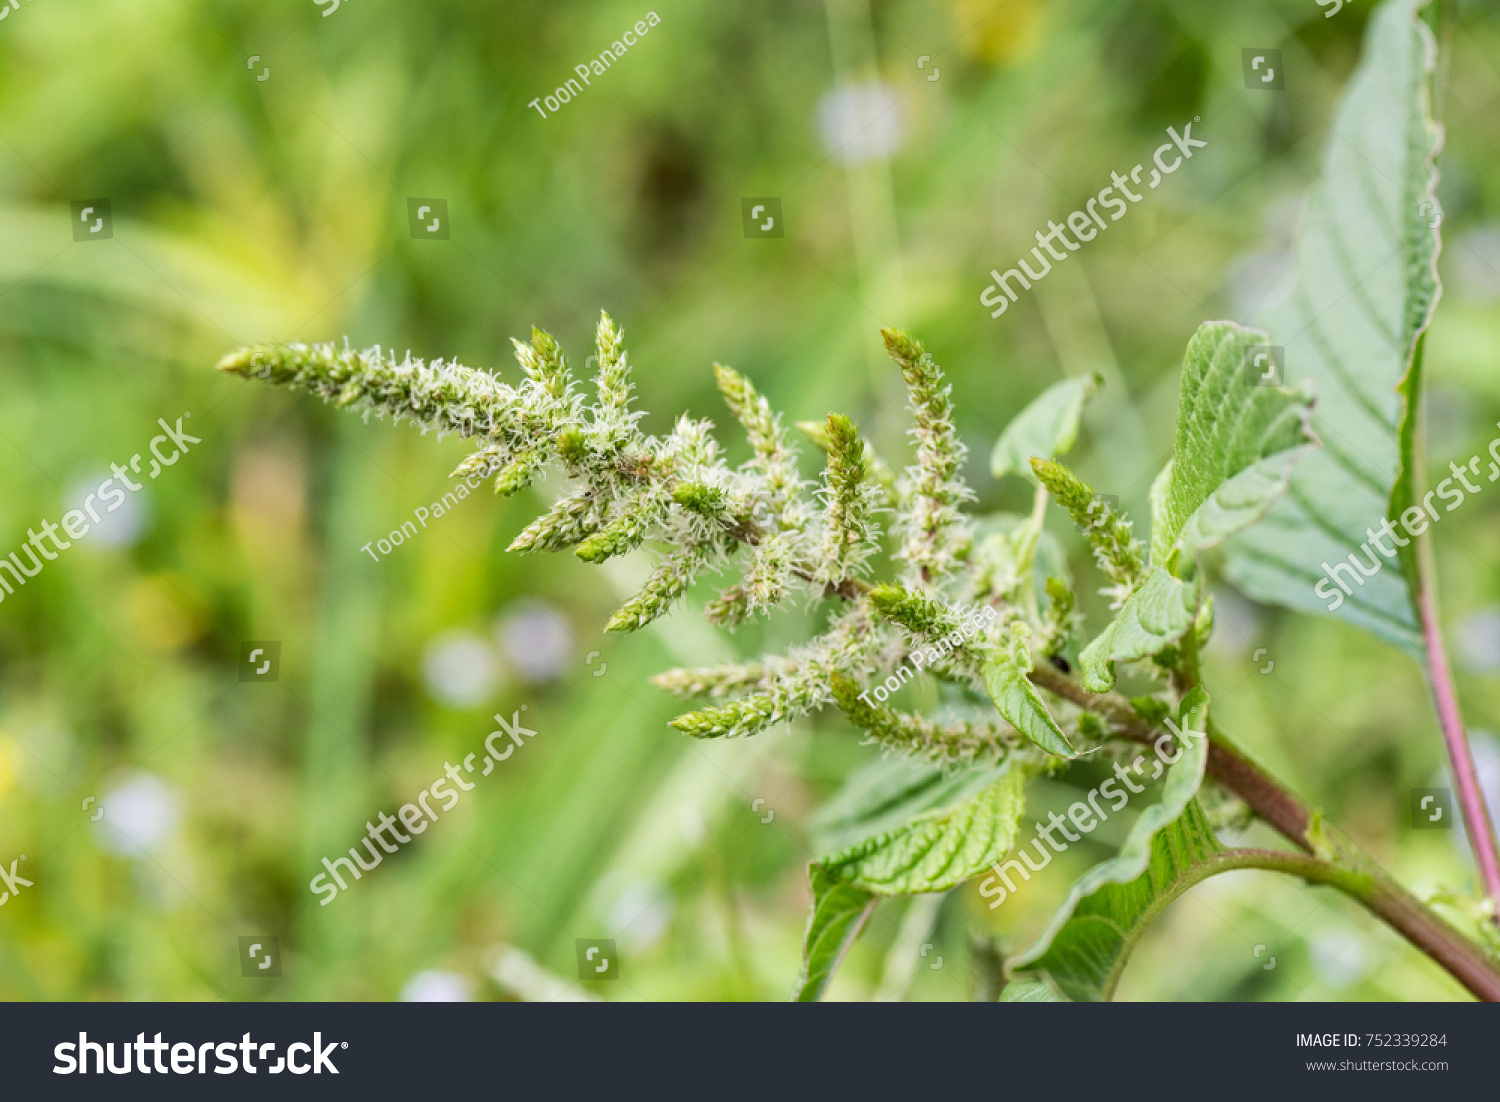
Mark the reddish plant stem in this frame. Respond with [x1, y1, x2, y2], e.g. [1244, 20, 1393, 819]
[1201, 736, 1311, 851]
[1418, 568, 1500, 911]
[1391, 0, 1500, 921]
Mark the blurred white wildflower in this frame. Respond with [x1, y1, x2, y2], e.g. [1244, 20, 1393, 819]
[422, 631, 501, 707]
[66, 473, 148, 548]
[603, 877, 673, 954]
[491, 945, 596, 1002]
[817, 81, 903, 164]
[96, 771, 182, 857]
[401, 970, 474, 1002]
[495, 600, 573, 683]
[1455, 608, 1500, 675]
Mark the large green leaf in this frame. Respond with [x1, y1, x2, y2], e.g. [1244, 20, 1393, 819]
[1223, 0, 1442, 658]
[1079, 323, 1315, 690]
[810, 753, 1012, 858]
[818, 760, 1030, 895]
[984, 622, 1075, 757]
[991, 374, 1102, 481]
[1013, 688, 1215, 1000]
[793, 757, 1031, 998]
[792, 865, 876, 1001]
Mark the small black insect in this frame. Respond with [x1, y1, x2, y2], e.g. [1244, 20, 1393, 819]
[1048, 654, 1072, 674]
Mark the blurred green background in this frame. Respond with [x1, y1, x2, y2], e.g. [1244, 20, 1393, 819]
[1, 0, 1499, 1001]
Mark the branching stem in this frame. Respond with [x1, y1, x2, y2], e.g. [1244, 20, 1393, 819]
[1212, 848, 1500, 1002]
[1025, 663, 1500, 1000]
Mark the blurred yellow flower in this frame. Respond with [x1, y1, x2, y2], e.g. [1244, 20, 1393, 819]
[947, 0, 1044, 64]
[124, 575, 205, 651]
[0, 735, 14, 797]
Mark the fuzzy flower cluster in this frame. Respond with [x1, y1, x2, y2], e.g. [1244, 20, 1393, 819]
[1030, 457, 1146, 608]
[217, 316, 1049, 763]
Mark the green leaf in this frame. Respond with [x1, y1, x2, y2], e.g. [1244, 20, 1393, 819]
[1222, 0, 1442, 659]
[1019, 802, 1222, 1001]
[991, 374, 1102, 481]
[1013, 688, 1215, 1001]
[1079, 322, 1315, 691]
[796, 754, 1032, 999]
[1175, 453, 1318, 566]
[792, 864, 876, 1002]
[1148, 321, 1316, 569]
[998, 979, 1062, 1002]
[1077, 568, 1196, 693]
[810, 754, 1013, 858]
[984, 622, 1076, 757]
[819, 759, 1030, 894]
